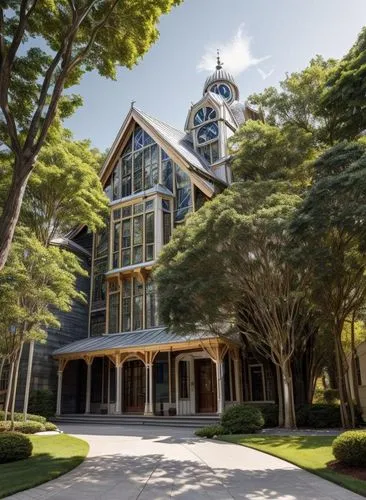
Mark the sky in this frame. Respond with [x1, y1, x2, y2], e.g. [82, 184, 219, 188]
[65, 0, 366, 152]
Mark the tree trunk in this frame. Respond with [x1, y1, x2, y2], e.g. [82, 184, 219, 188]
[282, 362, 297, 429]
[4, 361, 14, 420]
[0, 358, 5, 387]
[10, 342, 24, 430]
[350, 314, 362, 413]
[23, 340, 35, 420]
[0, 160, 33, 271]
[276, 365, 284, 427]
[334, 333, 353, 428]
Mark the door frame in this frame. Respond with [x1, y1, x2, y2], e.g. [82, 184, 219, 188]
[175, 351, 213, 415]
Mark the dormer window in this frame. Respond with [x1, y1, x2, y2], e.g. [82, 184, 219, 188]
[197, 122, 218, 144]
[210, 83, 232, 102]
[193, 107, 216, 126]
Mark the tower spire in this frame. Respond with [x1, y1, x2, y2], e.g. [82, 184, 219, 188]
[216, 49, 223, 70]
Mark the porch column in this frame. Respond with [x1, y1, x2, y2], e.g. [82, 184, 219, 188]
[115, 354, 122, 414]
[144, 352, 155, 415]
[233, 350, 243, 403]
[56, 359, 68, 416]
[216, 361, 225, 415]
[85, 357, 93, 414]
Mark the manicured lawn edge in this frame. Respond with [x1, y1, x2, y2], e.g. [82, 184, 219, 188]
[0, 434, 89, 499]
[218, 435, 366, 498]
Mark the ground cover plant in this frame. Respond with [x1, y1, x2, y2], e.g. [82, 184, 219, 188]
[0, 434, 88, 498]
[220, 435, 366, 497]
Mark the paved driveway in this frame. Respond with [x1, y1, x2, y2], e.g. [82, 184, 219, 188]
[7, 424, 362, 500]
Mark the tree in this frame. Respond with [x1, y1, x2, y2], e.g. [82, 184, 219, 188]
[20, 123, 108, 245]
[322, 27, 366, 141]
[291, 140, 366, 427]
[0, 229, 86, 425]
[0, 0, 182, 270]
[248, 56, 338, 147]
[155, 181, 314, 428]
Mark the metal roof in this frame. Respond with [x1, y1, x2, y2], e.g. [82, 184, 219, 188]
[134, 108, 218, 182]
[53, 328, 219, 356]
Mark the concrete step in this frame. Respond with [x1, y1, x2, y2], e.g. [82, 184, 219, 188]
[55, 414, 220, 428]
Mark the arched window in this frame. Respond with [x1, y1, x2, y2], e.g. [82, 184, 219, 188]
[197, 122, 218, 144]
[210, 83, 232, 102]
[193, 107, 216, 126]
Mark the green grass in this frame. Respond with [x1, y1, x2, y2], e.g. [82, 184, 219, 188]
[219, 435, 366, 497]
[0, 434, 89, 498]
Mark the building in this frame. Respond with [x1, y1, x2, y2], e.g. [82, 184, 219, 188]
[4, 57, 277, 417]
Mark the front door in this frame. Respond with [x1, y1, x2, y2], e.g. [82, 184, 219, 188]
[195, 359, 217, 413]
[123, 360, 145, 413]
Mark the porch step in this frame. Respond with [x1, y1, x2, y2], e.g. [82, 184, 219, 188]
[55, 414, 220, 428]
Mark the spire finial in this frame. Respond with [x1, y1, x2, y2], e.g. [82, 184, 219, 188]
[216, 49, 223, 70]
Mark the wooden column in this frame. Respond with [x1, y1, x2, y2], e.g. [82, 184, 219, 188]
[144, 351, 157, 415]
[84, 356, 94, 414]
[56, 359, 68, 416]
[216, 360, 225, 415]
[113, 354, 123, 414]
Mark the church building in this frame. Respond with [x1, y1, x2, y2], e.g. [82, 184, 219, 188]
[21, 57, 277, 417]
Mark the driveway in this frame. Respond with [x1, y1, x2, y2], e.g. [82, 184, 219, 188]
[6, 424, 362, 500]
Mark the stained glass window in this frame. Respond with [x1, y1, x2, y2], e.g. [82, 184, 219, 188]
[197, 122, 219, 144]
[193, 107, 216, 126]
[210, 83, 232, 101]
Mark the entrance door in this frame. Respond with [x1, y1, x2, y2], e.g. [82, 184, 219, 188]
[195, 359, 217, 413]
[123, 360, 145, 413]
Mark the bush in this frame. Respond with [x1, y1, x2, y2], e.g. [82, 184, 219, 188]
[250, 404, 279, 428]
[28, 390, 56, 419]
[333, 431, 366, 467]
[295, 404, 342, 428]
[195, 425, 225, 438]
[323, 389, 340, 404]
[221, 404, 264, 434]
[0, 411, 46, 424]
[0, 421, 45, 434]
[44, 422, 58, 431]
[0, 432, 33, 463]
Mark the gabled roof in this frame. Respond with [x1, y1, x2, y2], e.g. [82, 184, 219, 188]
[184, 91, 240, 132]
[100, 106, 221, 187]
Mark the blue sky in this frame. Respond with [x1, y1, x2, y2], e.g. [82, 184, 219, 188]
[65, 0, 366, 152]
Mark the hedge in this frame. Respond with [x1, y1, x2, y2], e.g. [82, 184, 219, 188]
[221, 404, 264, 434]
[0, 411, 46, 424]
[0, 432, 33, 463]
[28, 390, 56, 419]
[333, 431, 366, 467]
[0, 421, 45, 434]
[195, 425, 225, 438]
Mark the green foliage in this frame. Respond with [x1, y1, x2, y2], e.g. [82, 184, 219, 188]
[0, 421, 44, 434]
[220, 404, 264, 434]
[323, 389, 340, 405]
[333, 431, 366, 467]
[0, 432, 33, 464]
[20, 124, 108, 245]
[28, 390, 56, 420]
[194, 425, 225, 438]
[44, 422, 58, 432]
[322, 28, 366, 141]
[295, 404, 344, 428]
[0, 411, 46, 424]
[248, 56, 338, 146]
[249, 404, 279, 428]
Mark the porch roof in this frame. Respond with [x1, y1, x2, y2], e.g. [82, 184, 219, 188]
[53, 328, 228, 358]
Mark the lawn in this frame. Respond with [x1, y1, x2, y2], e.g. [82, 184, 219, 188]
[219, 435, 366, 497]
[0, 434, 89, 499]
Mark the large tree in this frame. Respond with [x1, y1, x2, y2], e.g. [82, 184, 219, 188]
[155, 181, 315, 428]
[291, 140, 366, 427]
[0, 0, 182, 270]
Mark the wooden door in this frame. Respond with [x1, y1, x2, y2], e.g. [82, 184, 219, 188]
[123, 360, 145, 413]
[195, 359, 217, 413]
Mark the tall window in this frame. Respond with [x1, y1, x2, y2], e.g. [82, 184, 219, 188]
[122, 278, 131, 331]
[133, 278, 143, 330]
[111, 200, 155, 270]
[92, 221, 109, 311]
[146, 276, 158, 328]
[175, 166, 192, 222]
[162, 199, 172, 244]
[108, 281, 120, 334]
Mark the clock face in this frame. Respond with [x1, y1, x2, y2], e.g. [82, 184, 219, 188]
[210, 83, 232, 101]
[194, 107, 216, 126]
[197, 122, 219, 144]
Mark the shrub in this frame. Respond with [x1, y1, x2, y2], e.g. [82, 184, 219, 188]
[295, 404, 342, 428]
[0, 411, 46, 424]
[44, 422, 58, 431]
[28, 390, 56, 419]
[323, 389, 340, 404]
[250, 404, 279, 428]
[195, 425, 225, 438]
[333, 431, 366, 467]
[221, 404, 264, 434]
[0, 421, 45, 434]
[0, 432, 33, 463]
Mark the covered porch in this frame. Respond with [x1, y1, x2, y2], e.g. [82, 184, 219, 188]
[53, 328, 243, 417]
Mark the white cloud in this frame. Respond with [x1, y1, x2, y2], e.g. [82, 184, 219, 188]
[197, 24, 270, 76]
[257, 67, 275, 80]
